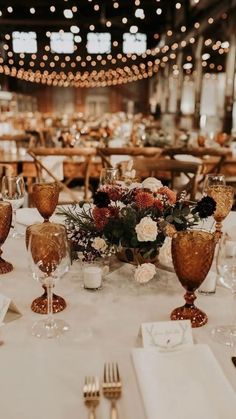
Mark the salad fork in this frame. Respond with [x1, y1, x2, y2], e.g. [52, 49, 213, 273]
[103, 362, 122, 419]
[83, 376, 100, 419]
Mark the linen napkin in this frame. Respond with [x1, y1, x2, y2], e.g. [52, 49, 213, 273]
[41, 155, 64, 181]
[132, 344, 236, 419]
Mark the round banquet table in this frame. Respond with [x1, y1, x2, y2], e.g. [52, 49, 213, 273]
[0, 211, 236, 419]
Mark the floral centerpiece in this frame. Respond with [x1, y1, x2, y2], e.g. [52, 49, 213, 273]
[61, 177, 216, 284]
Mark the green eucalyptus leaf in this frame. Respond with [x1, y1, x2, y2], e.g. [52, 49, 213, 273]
[174, 217, 184, 224]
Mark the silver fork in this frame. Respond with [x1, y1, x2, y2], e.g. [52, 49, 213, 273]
[103, 362, 122, 419]
[83, 376, 100, 419]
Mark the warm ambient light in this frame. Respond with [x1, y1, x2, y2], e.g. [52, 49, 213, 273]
[63, 9, 73, 19]
[0, 2, 229, 88]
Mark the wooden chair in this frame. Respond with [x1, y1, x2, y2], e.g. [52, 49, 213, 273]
[132, 156, 203, 200]
[25, 147, 97, 204]
[163, 146, 232, 175]
[0, 134, 33, 152]
[0, 163, 15, 177]
[97, 147, 163, 168]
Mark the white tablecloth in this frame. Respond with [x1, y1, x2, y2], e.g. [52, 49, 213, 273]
[0, 212, 236, 419]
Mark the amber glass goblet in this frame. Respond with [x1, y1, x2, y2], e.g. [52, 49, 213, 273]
[26, 223, 68, 315]
[31, 182, 66, 314]
[0, 202, 13, 274]
[32, 182, 60, 222]
[171, 230, 217, 327]
[206, 185, 234, 237]
[28, 223, 70, 338]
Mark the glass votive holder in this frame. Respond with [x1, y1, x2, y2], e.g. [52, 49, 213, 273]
[198, 271, 217, 295]
[225, 240, 236, 257]
[82, 262, 103, 291]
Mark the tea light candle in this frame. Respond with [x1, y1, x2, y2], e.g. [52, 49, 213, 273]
[83, 266, 102, 290]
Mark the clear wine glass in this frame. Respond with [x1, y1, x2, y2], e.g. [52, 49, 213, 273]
[99, 167, 118, 186]
[1, 175, 25, 238]
[203, 174, 226, 192]
[212, 235, 236, 346]
[28, 223, 71, 338]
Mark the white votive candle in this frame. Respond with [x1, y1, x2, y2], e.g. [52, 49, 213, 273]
[83, 266, 102, 290]
[225, 240, 236, 257]
[198, 272, 216, 295]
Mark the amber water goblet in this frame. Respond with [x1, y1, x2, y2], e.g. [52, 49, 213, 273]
[0, 202, 13, 274]
[32, 181, 60, 223]
[31, 181, 66, 313]
[28, 223, 71, 338]
[205, 185, 234, 237]
[171, 230, 217, 327]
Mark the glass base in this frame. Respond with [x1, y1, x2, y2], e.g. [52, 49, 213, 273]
[211, 325, 236, 346]
[31, 319, 70, 339]
[171, 304, 208, 328]
[83, 284, 103, 291]
[0, 257, 13, 274]
[31, 291, 66, 314]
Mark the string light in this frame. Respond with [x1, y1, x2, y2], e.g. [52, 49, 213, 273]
[175, 3, 181, 9]
[0, 0, 230, 87]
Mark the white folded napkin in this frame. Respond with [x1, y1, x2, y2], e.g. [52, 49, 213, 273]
[132, 344, 236, 419]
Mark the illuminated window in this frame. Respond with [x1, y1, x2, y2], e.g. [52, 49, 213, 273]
[50, 32, 74, 54]
[123, 32, 147, 55]
[123, 33, 147, 54]
[12, 31, 37, 53]
[87, 33, 111, 54]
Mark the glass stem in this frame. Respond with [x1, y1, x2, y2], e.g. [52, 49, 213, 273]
[229, 292, 236, 348]
[12, 208, 17, 233]
[46, 283, 54, 329]
[215, 241, 221, 276]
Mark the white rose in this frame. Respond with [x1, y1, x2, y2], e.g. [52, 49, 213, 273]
[92, 237, 107, 252]
[142, 177, 163, 193]
[134, 263, 156, 284]
[135, 217, 158, 242]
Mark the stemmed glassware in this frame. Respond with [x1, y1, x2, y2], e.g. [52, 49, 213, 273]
[28, 223, 71, 338]
[170, 229, 217, 327]
[212, 235, 236, 345]
[2, 175, 25, 238]
[27, 181, 66, 314]
[0, 202, 13, 274]
[32, 181, 59, 223]
[204, 183, 234, 237]
[203, 174, 226, 190]
[99, 168, 118, 186]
